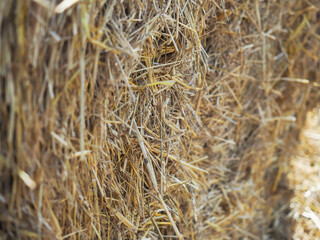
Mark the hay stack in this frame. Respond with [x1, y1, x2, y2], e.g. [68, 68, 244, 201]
[0, 0, 319, 239]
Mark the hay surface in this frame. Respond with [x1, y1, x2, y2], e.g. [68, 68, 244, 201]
[0, 0, 319, 239]
[288, 109, 320, 239]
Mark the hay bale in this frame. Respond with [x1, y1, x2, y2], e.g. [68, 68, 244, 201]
[0, 0, 319, 239]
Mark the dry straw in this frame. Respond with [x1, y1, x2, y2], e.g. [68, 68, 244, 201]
[0, 0, 319, 239]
